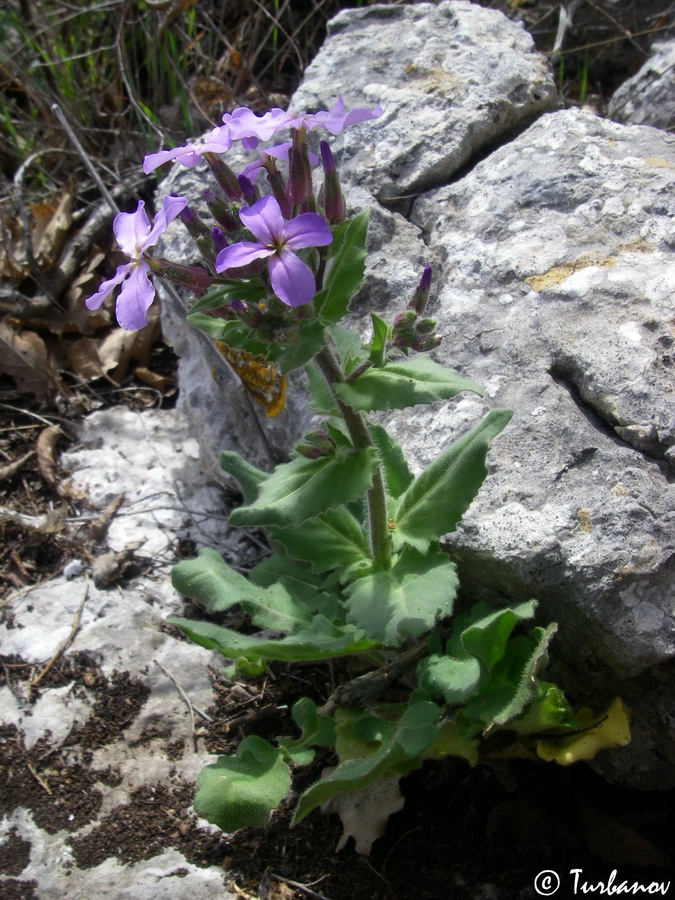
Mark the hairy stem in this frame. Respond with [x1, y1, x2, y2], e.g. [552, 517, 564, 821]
[313, 342, 391, 569]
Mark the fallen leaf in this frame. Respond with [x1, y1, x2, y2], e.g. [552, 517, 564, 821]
[133, 366, 175, 393]
[0, 317, 62, 398]
[37, 424, 63, 489]
[0, 449, 36, 481]
[321, 772, 405, 855]
[29, 186, 73, 270]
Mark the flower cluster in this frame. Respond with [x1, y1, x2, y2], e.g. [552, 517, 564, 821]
[87, 96, 382, 330]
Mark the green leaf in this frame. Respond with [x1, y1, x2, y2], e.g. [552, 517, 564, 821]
[305, 361, 339, 416]
[248, 554, 342, 620]
[185, 315, 269, 355]
[228, 447, 379, 529]
[316, 210, 369, 324]
[171, 548, 312, 633]
[344, 545, 458, 646]
[267, 319, 327, 374]
[290, 697, 337, 748]
[334, 357, 483, 412]
[367, 423, 413, 500]
[368, 312, 389, 368]
[189, 280, 267, 314]
[418, 655, 482, 706]
[328, 323, 369, 375]
[220, 451, 267, 503]
[270, 507, 370, 576]
[393, 409, 513, 553]
[460, 600, 537, 670]
[194, 736, 291, 831]
[465, 625, 558, 726]
[167, 615, 380, 664]
[294, 701, 439, 823]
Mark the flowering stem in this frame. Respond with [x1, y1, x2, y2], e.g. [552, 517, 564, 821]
[313, 343, 391, 570]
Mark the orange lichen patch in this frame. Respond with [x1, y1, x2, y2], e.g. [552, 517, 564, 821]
[216, 342, 287, 417]
[525, 253, 615, 292]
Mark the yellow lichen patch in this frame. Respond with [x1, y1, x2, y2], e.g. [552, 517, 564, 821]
[576, 508, 593, 533]
[536, 698, 631, 765]
[216, 342, 287, 418]
[612, 236, 654, 254]
[644, 157, 675, 169]
[525, 253, 616, 292]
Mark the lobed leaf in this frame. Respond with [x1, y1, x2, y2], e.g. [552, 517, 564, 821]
[194, 736, 291, 831]
[344, 545, 458, 646]
[220, 451, 267, 503]
[270, 506, 370, 576]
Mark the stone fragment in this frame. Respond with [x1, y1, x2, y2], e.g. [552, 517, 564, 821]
[608, 40, 675, 131]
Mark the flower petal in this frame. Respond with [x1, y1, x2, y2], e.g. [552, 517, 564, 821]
[268, 249, 316, 307]
[113, 201, 152, 257]
[215, 241, 272, 273]
[239, 195, 285, 247]
[142, 127, 232, 174]
[144, 194, 188, 249]
[115, 261, 155, 330]
[282, 212, 333, 251]
[85, 264, 129, 310]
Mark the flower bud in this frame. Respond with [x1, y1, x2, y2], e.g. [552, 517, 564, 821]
[178, 205, 211, 241]
[305, 430, 336, 455]
[410, 333, 443, 352]
[287, 130, 314, 205]
[211, 227, 228, 253]
[203, 152, 243, 202]
[230, 299, 264, 328]
[320, 140, 346, 224]
[152, 259, 213, 295]
[265, 163, 293, 219]
[393, 310, 417, 331]
[407, 265, 433, 314]
[237, 173, 259, 204]
[203, 190, 239, 232]
[415, 317, 437, 335]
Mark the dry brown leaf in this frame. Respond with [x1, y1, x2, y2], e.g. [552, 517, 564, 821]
[60, 336, 108, 381]
[91, 542, 143, 587]
[0, 214, 28, 280]
[29, 186, 73, 270]
[99, 311, 160, 383]
[0, 449, 36, 481]
[37, 424, 63, 488]
[87, 493, 125, 542]
[133, 365, 175, 393]
[0, 317, 62, 398]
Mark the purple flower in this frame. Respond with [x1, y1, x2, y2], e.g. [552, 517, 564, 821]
[85, 195, 187, 330]
[143, 126, 232, 174]
[221, 106, 289, 147]
[214, 195, 332, 307]
[284, 94, 383, 135]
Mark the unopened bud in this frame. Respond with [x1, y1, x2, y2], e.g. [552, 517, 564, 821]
[287, 130, 314, 205]
[305, 430, 336, 456]
[393, 310, 417, 331]
[179, 205, 211, 241]
[407, 265, 433, 314]
[319, 141, 346, 224]
[152, 259, 213, 296]
[237, 173, 258, 204]
[265, 164, 293, 219]
[204, 152, 243, 202]
[203, 190, 239, 232]
[410, 333, 443, 352]
[230, 299, 264, 328]
[211, 227, 228, 253]
[415, 317, 437, 335]
[295, 443, 324, 460]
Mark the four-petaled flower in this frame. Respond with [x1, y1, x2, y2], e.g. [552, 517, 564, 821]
[85, 195, 187, 330]
[284, 94, 383, 135]
[215, 196, 332, 307]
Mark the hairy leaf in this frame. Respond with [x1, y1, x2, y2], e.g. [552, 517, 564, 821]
[270, 507, 370, 575]
[189, 279, 267, 314]
[316, 210, 369, 324]
[167, 615, 380, 664]
[220, 451, 267, 503]
[344, 545, 458, 646]
[229, 448, 379, 529]
[393, 409, 513, 552]
[171, 547, 312, 633]
[334, 357, 482, 412]
[194, 736, 291, 831]
[368, 312, 389, 368]
[367, 423, 413, 500]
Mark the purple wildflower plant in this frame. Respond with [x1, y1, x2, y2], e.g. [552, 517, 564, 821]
[214, 195, 332, 307]
[85, 195, 187, 330]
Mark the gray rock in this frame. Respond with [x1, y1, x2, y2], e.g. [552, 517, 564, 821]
[289, 0, 559, 208]
[407, 108, 675, 788]
[608, 39, 675, 131]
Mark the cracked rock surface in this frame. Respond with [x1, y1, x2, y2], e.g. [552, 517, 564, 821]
[156, 1, 675, 789]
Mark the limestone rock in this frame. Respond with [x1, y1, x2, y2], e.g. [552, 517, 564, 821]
[608, 40, 675, 131]
[290, 0, 559, 208]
